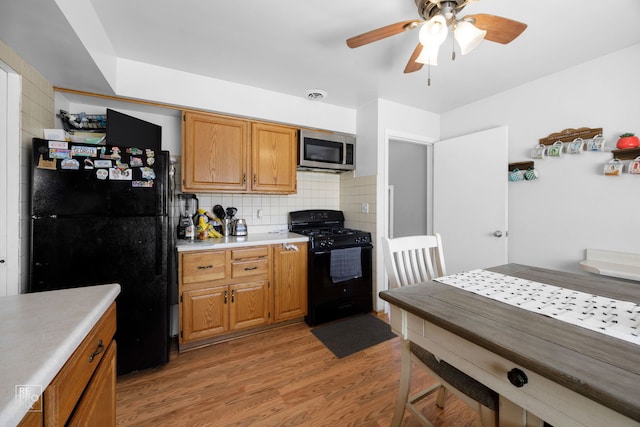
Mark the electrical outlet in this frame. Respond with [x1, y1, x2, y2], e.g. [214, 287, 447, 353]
[361, 203, 369, 214]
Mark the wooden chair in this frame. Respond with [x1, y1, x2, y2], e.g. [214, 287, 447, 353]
[382, 234, 498, 427]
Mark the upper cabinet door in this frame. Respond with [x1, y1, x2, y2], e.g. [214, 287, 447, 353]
[182, 112, 249, 192]
[251, 122, 297, 194]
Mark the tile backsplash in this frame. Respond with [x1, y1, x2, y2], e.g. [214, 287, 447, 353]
[172, 157, 342, 233]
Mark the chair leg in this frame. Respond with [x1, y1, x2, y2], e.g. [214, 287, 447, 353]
[435, 386, 448, 409]
[391, 339, 412, 427]
[478, 404, 497, 427]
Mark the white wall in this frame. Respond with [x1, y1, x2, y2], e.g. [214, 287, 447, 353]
[441, 43, 640, 274]
[116, 59, 357, 135]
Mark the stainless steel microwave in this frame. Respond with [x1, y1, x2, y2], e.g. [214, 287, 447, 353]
[298, 129, 355, 172]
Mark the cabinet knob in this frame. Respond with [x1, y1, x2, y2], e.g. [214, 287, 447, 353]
[507, 368, 528, 388]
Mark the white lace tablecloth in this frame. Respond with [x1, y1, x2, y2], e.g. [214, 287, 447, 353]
[435, 269, 640, 346]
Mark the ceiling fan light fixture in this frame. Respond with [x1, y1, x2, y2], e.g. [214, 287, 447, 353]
[415, 44, 440, 66]
[418, 15, 448, 48]
[454, 20, 486, 55]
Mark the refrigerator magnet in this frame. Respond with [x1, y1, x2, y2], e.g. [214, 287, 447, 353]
[71, 145, 98, 157]
[130, 157, 143, 167]
[126, 147, 143, 155]
[84, 158, 94, 169]
[116, 160, 130, 171]
[110, 147, 122, 159]
[96, 169, 108, 180]
[61, 158, 80, 170]
[140, 167, 156, 180]
[94, 159, 112, 168]
[48, 140, 68, 149]
[37, 155, 57, 170]
[109, 168, 132, 180]
[132, 180, 154, 188]
[49, 148, 71, 159]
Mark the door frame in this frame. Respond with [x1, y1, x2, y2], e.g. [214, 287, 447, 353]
[0, 61, 21, 296]
[378, 130, 436, 311]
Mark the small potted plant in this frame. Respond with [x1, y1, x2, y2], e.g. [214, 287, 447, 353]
[616, 132, 640, 149]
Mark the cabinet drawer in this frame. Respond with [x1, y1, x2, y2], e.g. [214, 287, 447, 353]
[230, 246, 269, 260]
[182, 251, 226, 284]
[231, 258, 269, 278]
[44, 303, 116, 427]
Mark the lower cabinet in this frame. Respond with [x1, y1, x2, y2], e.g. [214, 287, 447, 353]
[178, 242, 307, 350]
[229, 280, 270, 331]
[273, 242, 308, 322]
[181, 280, 270, 343]
[182, 285, 229, 342]
[19, 303, 117, 427]
[66, 340, 117, 426]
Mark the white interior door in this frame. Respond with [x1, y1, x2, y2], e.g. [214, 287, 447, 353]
[0, 64, 20, 296]
[0, 67, 8, 294]
[433, 126, 508, 274]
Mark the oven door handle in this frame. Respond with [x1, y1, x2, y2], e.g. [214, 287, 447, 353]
[313, 244, 373, 255]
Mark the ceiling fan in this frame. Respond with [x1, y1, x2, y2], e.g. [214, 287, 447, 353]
[346, 0, 527, 74]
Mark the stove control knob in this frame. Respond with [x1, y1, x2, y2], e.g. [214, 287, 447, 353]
[327, 239, 334, 247]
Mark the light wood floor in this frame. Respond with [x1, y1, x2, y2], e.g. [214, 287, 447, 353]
[116, 315, 483, 426]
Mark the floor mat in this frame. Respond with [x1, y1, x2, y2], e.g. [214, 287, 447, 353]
[311, 314, 397, 358]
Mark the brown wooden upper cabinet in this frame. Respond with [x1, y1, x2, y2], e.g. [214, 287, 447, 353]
[182, 111, 297, 194]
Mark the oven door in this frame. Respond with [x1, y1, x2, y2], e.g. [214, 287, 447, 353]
[305, 244, 373, 326]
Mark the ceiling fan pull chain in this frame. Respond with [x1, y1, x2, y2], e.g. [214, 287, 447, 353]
[427, 63, 431, 86]
[452, 34, 456, 60]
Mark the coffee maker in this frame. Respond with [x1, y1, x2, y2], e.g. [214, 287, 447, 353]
[177, 193, 198, 239]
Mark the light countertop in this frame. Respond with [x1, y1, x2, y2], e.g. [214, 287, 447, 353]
[0, 284, 121, 426]
[175, 232, 308, 252]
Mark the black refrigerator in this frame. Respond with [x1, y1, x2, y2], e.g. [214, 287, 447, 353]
[29, 110, 170, 375]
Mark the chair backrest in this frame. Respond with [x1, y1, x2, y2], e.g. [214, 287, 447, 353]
[382, 234, 447, 288]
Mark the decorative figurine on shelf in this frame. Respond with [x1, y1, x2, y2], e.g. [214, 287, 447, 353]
[616, 133, 640, 149]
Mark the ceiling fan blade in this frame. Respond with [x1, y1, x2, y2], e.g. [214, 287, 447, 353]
[468, 14, 527, 44]
[346, 20, 421, 48]
[404, 44, 424, 73]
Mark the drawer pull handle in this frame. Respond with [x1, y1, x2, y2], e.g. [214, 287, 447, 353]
[231, 289, 235, 303]
[244, 266, 259, 271]
[507, 368, 528, 388]
[89, 339, 104, 363]
[197, 265, 214, 270]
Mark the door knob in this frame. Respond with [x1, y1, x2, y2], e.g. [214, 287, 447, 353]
[507, 368, 528, 387]
[493, 231, 503, 238]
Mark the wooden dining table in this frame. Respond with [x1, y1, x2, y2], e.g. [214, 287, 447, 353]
[379, 263, 640, 427]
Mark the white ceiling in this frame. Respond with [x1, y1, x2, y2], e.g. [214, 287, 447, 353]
[2, 0, 640, 113]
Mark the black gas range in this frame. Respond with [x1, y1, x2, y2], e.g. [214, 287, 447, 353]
[289, 210, 373, 326]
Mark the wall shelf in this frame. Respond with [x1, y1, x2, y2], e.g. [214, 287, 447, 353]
[508, 161, 534, 172]
[539, 127, 603, 146]
[612, 147, 640, 161]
